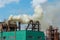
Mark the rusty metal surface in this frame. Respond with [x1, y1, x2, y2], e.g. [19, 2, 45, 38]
[46, 26, 60, 40]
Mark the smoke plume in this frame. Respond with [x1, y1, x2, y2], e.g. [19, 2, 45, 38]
[8, 0, 47, 24]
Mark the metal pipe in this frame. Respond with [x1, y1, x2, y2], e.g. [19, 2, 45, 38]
[18, 22, 21, 31]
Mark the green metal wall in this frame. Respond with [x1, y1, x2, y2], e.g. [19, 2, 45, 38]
[26, 31, 45, 40]
[0, 30, 45, 40]
[16, 31, 26, 40]
[0, 31, 26, 40]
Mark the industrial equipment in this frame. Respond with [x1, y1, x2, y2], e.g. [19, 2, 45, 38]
[46, 26, 60, 40]
[0, 20, 45, 40]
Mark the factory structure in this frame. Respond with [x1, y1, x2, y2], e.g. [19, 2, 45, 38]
[0, 20, 45, 40]
[46, 26, 60, 40]
[0, 19, 60, 40]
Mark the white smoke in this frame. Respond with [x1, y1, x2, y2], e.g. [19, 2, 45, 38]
[8, 0, 48, 32]
[46, 2, 60, 30]
[8, 0, 47, 24]
[8, 13, 43, 24]
[40, 0, 60, 32]
[32, 5, 43, 21]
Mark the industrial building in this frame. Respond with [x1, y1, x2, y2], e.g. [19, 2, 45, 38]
[0, 20, 45, 40]
[0, 20, 60, 40]
[46, 26, 60, 40]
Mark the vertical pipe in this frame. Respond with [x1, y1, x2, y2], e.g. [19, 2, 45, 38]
[37, 23, 39, 31]
[36, 21, 40, 31]
[19, 22, 20, 31]
[32, 24, 35, 31]
[54, 28, 59, 40]
[7, 21, 10, 31]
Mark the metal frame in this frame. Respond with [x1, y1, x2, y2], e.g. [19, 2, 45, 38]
[26, 20, 40, 31]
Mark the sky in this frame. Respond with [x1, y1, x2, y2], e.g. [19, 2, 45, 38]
[0, 0, 34, 21]
[0, 0, 60, 31]
[0, 0, 53, 21]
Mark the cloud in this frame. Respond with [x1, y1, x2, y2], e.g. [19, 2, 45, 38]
[31, 0, 47, 7]
[0, 0, 19, 8]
